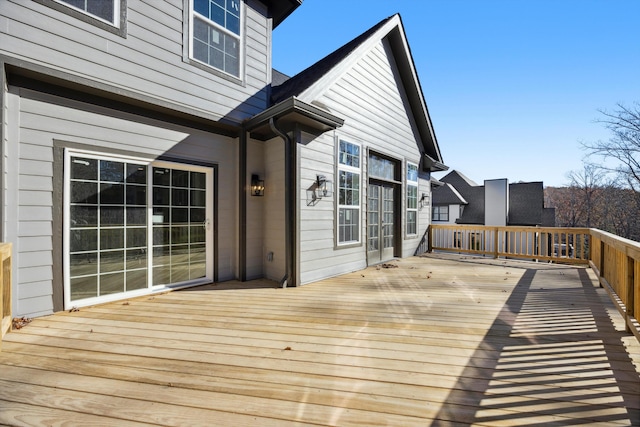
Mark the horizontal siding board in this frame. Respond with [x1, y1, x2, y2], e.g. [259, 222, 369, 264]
[17, 206, 52, 222]
[2, 0, 270, 121]
[18, 221, 52, 237]
[17, 175, 52, 192]
[18, 236, 53, 252]
[17, 251, 53, 269]
[13, 280, 52, 299]
[19, 190, 53, 206]
[18, 265, 53, 284]
[16, 295, 53, 318]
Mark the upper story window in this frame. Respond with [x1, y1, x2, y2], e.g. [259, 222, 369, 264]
[337, 140, 361, 245]
[37, 0, 126, 36]
[432, 205, 449, 222]
[190, 0, 242, 77]
[406, 163, 418, 235]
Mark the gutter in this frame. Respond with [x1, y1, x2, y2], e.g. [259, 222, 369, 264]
[269, 117, 295, 288]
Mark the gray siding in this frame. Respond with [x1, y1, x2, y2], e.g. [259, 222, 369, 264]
[8, 88, 238, 317]
[1, 0, 271, 123]
[297, 40, 427, 283]
[263, 137, 285, 282]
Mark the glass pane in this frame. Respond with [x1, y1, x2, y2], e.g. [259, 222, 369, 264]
[87, 0, 115, 22]
[101, 272, 124, 295]
[407, 164, 418, 182]
[191, 190, 206, 207]
[100, 228, 124, 250]
[100, 160, 124, 182]
[153, 207, 170, 225]
[190, 225, 205, 243]
[191, 172, 206, 189]
[190, 208, 206, 223]
[172, 208, 189, 224]
[126, 269, 147, 291]
[126, 164, 147, 184]
[70, 252, 97, 277]
[194, 0, 209, 17]
[71, 157, 97, 180]
[153, 226, 170, 246]
[153, 187, 170, 206]
[226, 11, 240, 34]
[100, 183, 124, 204]
[172, 188, 189, 206]
[70, 229, 98, 252]
[126, 249, 147, 270]
[71, 206, 98, 227]
[126, 185, 146, 205]
[153, 265, 171, 286]
[71, 181, 98, 204]
[100, 250, 124, 273]
[127, 207, 147, 226]
[100, 206, 124, 226]
[171, 226, 189, 244]
[153, 168, 171, 186]
[153, 246, 171, 267]
[70, 275, 97, 300]
[172, 170, 189, 188]
[126, 227, 147, 248]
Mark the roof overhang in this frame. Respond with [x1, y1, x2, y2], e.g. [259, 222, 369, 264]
[423, 153, 448, 172]
[245, 96, 344, 140]
[264, 0, 302, 28]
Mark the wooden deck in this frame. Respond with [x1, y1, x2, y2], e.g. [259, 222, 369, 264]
[1, 254, 639, 426]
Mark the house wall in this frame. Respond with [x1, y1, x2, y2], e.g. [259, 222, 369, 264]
[245, 139, 265, 279]
[263, 136, 286, 282]
[5, 87, 239, 317]
[0, 0, 272, 123]
[297, 39, 427, 284]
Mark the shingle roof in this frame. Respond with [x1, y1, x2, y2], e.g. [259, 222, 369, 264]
[432, 183, 467, 205]
[508, 182, 544, 226]
[270, 15, 395, 105]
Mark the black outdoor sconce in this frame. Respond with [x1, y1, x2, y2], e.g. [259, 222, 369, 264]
[419, 192, 430, 209]
[251, 174, 265, 196]
[315, 174, 333, 199]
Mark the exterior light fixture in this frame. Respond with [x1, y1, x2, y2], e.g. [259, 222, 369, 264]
[251, 174, 264, 196]
[315, 174, 333, 199]
[419, 192, 430, 209]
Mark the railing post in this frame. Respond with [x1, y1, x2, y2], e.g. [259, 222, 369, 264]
[427, 225, 433, 253]
[627, 256, 635, 334]
[1, 243, 12, 352]
[599, 239, 606, 288]
[493, 227, 499, 259]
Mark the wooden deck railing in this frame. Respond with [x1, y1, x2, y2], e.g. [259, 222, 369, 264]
[0, 243, 12, 351]
[428, 225, 640, 341]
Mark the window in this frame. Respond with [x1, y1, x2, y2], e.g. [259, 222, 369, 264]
[190, 0, 242, 77]
[337, 140, 361, 244]
[432, 205, 449, 222]
[64, 150, 213, 309]
[37, 0, 126, 35]
[406, 163, 418, 235]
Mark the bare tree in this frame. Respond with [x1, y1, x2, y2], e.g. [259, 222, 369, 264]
[566, 164, 605, 228]
[583, 102, 640, 190]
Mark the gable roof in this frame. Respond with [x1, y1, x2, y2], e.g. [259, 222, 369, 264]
[432, 183, 468, 205]
[270, 14, 445, 171]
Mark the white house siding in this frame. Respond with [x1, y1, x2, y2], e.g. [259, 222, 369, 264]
[297, 40, 426, 284]
[6, 88, 238, 317]
[0, 0, 271, 122]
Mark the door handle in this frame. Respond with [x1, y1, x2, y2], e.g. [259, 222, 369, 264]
[203, 219, 210, 230]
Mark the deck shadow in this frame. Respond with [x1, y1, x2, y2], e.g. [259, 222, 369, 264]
[431, 264, 640, 426]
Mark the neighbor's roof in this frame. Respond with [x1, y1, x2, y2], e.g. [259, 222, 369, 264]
[432, 183, 468, 205]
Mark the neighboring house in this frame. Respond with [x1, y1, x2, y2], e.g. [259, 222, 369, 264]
[0, 1, 446, 317]
[432, 170, 555, 226]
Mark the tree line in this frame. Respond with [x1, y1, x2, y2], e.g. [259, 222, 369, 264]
[544, 102, 640, 242]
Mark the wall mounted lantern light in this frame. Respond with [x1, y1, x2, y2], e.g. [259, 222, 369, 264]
[315, 174, 333, 199]
[419, 192, 430, 209]
[251, 174, 265, 196]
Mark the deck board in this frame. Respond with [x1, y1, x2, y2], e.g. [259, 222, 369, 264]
[1, 254, 638, 426]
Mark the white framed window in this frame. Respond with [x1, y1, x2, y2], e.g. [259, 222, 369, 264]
[432, 205, 449, 221]
[337, 140, 361, 245]
[190, 0, 242, 77]
[406, 162, 418, 235]
[64, 150, 213, 309]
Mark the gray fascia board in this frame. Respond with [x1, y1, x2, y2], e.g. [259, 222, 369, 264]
[244, 96, 344, 132]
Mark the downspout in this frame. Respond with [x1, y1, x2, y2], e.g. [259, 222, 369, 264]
[269, 117, 294, 288]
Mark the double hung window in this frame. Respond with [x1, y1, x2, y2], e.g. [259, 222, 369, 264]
[42, 0, 126, 34]
[191, 0, 242, 77]
[337, 140, 361, 245]
[406, 163, 418, 235]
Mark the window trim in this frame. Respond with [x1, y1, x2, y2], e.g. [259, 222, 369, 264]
[63, 148, 214, 310]
[432, 205, 449, 222]
[186, 0, 245, 81]
[336, 139, 362, 246]
[35, 0, 128, 37]
[406, 162, 418, 236]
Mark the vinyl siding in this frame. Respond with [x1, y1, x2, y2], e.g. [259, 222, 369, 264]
[0, 0, 271, 123]
[9, 87, 238, 317]
[298, 40, 426, 283]
[263, 137, 285, 283]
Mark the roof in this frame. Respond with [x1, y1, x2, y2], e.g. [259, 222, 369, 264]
[271, 16, 393, 104]
[432, 183, 468, 205]
[264, 0, 302, 28]
[508, 182, 544, 226]
[269, 14, 445, 171]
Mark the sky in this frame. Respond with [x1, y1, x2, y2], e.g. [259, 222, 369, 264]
[272, 0, 640, 187]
